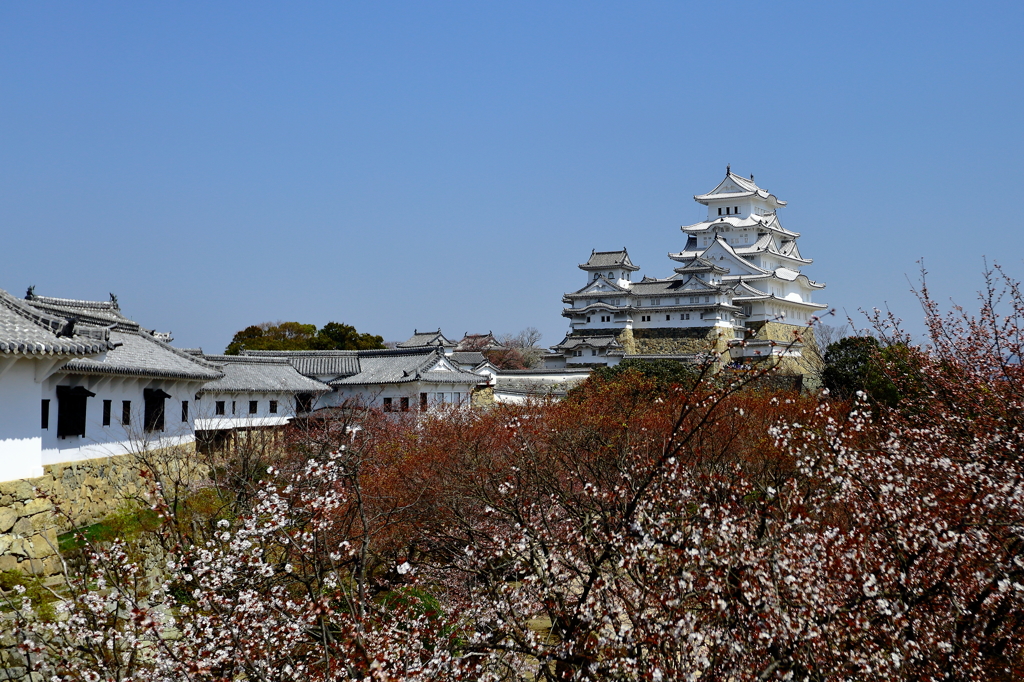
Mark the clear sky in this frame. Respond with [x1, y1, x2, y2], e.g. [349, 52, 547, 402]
[2, 2, 1022, 350]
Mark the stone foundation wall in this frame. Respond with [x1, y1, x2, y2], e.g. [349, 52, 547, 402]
[0, 444, 200, 575]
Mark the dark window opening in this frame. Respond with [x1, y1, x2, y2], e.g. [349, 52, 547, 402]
[122, 401, 131, 426]
[269, 400, 278, 414]
[296, 393, 314, 413]
[400, 397, 409, 412]
[102, 400, 112, 426]
[57, 385, 95, 438]
[420, 393, 428, 410]
[718, 207, 722, 215]
[726, 207, 730, 215]
[249, 400, 258, 415]
[666, 314, 671, 321]
[144, 388, 171, 433]
[215, 401, 225, 416]
[383, 397, 393, 412]
[734, 206, 739, 214]
[41, 400, 49, 430]
[231, 401, 236, 415]
[181, 400, 189, 423]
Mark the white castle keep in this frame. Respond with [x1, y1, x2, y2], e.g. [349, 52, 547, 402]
[552, 168, 827, 366]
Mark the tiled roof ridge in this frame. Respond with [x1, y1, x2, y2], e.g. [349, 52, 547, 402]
[0, 289, 115, 356]
[26, 294, 120, 311]
[203, 354, 295, 365]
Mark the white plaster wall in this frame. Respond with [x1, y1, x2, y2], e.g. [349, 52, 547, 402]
[40, 374, 202, 466]
[0, 360, 45, 482]
[194, 391, 299, 431]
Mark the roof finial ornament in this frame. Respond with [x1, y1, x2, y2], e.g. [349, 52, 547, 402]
[109, 292, 119, 309]
[750, 173, 754, 181]
[25, 285, 35, 300]
[726, 163, 731, 175]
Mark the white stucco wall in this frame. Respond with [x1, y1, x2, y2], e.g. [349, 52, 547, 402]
[0, 360, 46, 481]
[194, 391, 300, 431]
[40, 374, 204, 466]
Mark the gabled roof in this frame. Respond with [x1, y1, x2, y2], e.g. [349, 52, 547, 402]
[693, 169, 786, 209]
[566, 276, 630, 296]
[0, 289, 115, 356]
[24, 292, 131, 327]
[397, 329, 455, 349]
[59, 330, 224, 381]
[673, 256, 728, 275]
[450, 351, 488, 367]
[455, 333, 502, 351]
[551, 335, 623, 351]
[199, 355, 331, 394]
[329, 347, 486, 387]
[681, 211, 799, 238]
[579, 249, 639, 271]
[23, 291, 222, 381]
[242, 350, 361, 378]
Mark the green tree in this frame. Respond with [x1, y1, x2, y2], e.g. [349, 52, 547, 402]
[821, 335, 900, 405]
[225, 321, 384, 354]
[312, 322, 385, 351]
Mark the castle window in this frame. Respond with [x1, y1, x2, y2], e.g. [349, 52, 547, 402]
[718, 207, 722, 216]
[144, 388, 171, 433]
[586, 316, 591, 323]
[726, 207, 730, 215]
[591, 350, 597, 356]
[420, 393, 428, 410]
[41, 400, 49, 429]
[593, 273, 598, 281]
[269, 400, 278, 414]
[666, 314, 671, 321]
[57, 386, 95, 438]
[249, 400, 258, 415]
[682, 313, 690, 320]
[675, 298, 680, 305]
[215, 401, 225, 416]
[181, 401, 189, 422]
[103, 400, 112, 426]
[400, 397, 410, 412]
[122, 400, 131, 425]
[734, 206, 739, 214]
[652, 298, 660, 305]
[383, 397, 393, 412]
[608, 272, 613, 278]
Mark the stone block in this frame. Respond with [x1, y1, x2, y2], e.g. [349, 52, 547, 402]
[0, 555, 18, 571]
[11, 518, 32, 538]
[0, 508, 16, 534]
[19, 499, 51, 517]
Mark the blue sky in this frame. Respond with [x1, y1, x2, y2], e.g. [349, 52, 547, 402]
[2, 2, 1022, 350]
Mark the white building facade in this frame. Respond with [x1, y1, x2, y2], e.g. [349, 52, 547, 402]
[559, 169, 827, 361]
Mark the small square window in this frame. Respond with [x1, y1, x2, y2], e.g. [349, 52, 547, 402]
[103, 400, 112, 426]
[269, 400, 278, 414]
[666, 314, 671, 321]
[249, 400, 258, 415]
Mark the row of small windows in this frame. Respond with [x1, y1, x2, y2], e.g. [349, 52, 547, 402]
[42, 388, 182, 438]
[572, 349, 602, 357]
[592, 272, 630, 281]
[717, 206, 741, 216]
[214, 399, 278, 416]
[381, 393, 465, 411]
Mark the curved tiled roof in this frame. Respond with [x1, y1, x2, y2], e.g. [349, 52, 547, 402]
[579, 249, 639, 271]
[397, 329, 455, 348]
[330, 347, 487, 387]
[199, 355, 330, 394]
[0, 289, 114, 356]
[242, 350, 361, 378]
[60, 330, 224, 381]
[22, 291, 223, 381]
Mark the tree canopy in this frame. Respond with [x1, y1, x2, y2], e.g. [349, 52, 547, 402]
[224, 321, 385, 354]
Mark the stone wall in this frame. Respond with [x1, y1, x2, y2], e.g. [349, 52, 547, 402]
[0, 444, 200, 576]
